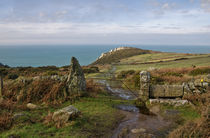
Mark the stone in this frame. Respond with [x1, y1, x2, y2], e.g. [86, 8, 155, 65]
[188, 82, 196, 91]
[150, 85, 184, 98]
[27, 103, 38, 110]
[158, 99, 190, 107]
[207, 74, 210, 79]
[149, 99, 160, 104]
[52, 105, 80, 126]
[164, 85, 184, 97]
[140, 71, 151, 83]
[139, 71, 150, 98]
[67, 57, 86, 95]
[150, 85, 165, 98]
[131, 128, 146, 133]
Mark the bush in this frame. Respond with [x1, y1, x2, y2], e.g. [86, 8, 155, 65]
[86, 79, 104, 97]
[189, 68, 210, 76]
[162, 72, 183, 77]
[0, 68, 8, 76]
[83, 66, 99, 74]
[0, 112, 13, 131]
[47, 71, 58, 76]
[8, 74, 19, 80]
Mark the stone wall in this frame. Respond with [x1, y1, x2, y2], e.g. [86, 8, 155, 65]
[150, 85, 183, 98]
[139, 71, 209, 99]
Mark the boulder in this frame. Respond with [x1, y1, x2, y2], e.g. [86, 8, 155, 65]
[26, 103, 38, 110]
[52, 105, 80, 126]
[67, 57, 86, 95]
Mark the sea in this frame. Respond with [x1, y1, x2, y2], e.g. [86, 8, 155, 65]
[0, 45, 210, 67]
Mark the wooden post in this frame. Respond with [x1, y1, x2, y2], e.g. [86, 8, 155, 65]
[0, 76, 3, 98]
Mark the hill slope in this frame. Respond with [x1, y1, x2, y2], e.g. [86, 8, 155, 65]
[91, 47, 155, 65]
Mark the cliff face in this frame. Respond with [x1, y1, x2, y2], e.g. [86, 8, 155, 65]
[92, 47, 153, 65]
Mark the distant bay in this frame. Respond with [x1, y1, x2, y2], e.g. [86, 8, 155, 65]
[0, 45, 209, 67]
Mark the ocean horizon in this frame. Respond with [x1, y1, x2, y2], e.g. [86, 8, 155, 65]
[0, 45, 210, 67]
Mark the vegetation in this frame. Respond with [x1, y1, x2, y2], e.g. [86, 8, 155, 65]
[0, 79, 130, 138]
[0, 48, 209, 137]
[8, 74, 19, 80]
[168, 92, 209, 138]
[189, 67, 210, 76]
[92, 47, 154, 65]
[83, 66, 99, 74]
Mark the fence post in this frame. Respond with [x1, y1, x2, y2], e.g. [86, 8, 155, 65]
[139, 71, 150, 100]
[0, 76, 3, 98]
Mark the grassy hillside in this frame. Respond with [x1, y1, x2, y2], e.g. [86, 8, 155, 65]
[115, 53, 210, 72]
[91, 47, 155, 65]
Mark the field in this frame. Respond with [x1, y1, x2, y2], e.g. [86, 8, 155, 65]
[115, 53, 210, 72]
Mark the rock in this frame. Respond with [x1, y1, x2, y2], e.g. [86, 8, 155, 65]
[140, 71, 150, 98]
[140, 71, 151, 83]
[52, 105, 80, 126]
[149, 99, 160, 104]
[26, 103, 38, 109]
[13, 113, 30, 123]
[131, 128, 146, 133]
[118, 127, 129, 138]
[67, 57, 86, 95]
[188, 82, 196, 91]
[157, 99, 189, 107]
[207, 74, 210, 79]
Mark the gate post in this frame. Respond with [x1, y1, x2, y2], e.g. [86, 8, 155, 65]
[139, 71, 150, 100]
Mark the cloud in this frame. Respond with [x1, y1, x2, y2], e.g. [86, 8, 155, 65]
[201, 0, 210, 12]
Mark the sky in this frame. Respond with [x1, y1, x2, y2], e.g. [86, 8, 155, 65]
[0, 0, 210, 46]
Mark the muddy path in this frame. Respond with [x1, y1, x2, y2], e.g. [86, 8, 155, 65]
[97, 66, 176, 138]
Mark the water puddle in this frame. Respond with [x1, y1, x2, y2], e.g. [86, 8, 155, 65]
[97, 78, 175, 138]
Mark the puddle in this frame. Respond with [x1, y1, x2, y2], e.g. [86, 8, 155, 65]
[97, 73, 175, 138]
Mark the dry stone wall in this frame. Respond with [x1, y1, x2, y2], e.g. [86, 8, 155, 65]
[140, 71, 209, 99]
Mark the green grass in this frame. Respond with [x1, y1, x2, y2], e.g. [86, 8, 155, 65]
[0, 94, 131, 138]
[161, 105, 200, 121]
[119, 53, 209, 64]
[116, 56, 210, 72]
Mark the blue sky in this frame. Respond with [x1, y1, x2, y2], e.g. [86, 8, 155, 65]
[0, 0, 210, 46]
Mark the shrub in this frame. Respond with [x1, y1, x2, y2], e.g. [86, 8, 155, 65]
[162, 72, 183, 77]
[86, 79, 104, 97]
[189, 68, 210, 76]
[8, 74, 19, 80]
[0, 112, 13, 131]
[83, 66, 99, 74]
[0, 68, 8, 76]
[47, 71, 58, 76]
